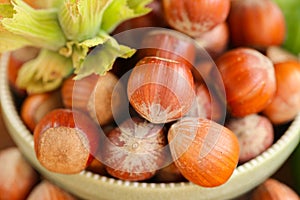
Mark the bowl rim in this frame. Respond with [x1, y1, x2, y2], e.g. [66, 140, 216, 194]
[1, 52, 299, 200]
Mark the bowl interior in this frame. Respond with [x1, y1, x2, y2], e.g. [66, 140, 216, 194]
[1, 53, 299, 200]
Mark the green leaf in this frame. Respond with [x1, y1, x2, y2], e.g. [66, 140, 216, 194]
[58, 0, 113, 41]
[1, 0, 66, 51]
[59, 30, 113, 71]
[16, 49, 73, 94]
[0, 28, 31, 52]
[74, 33, 136, 80]
[273, 0, 300, 55]
[101, 0, 152, 33]
[59, 41, 91, 69]
[18, 0, 64, 9]
[33, 0, 65, 9]
[49, 0, 65, 8]
[0, 3, 15, 18]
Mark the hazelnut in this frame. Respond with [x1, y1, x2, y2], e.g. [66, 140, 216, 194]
[34, 109, 101, 174]
[168, 117, 240, 187]
[102, 117, 167, 181]
[127, 56, 195, 124]
[215, 48, 276, 117]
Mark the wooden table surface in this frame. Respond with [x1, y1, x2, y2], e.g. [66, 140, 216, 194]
[0, 106, 298, 199]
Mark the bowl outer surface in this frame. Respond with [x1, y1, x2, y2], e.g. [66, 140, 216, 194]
[1, 53, 299, 200]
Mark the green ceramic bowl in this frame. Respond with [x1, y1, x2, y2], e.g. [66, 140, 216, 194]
[1, 53, 299, 200]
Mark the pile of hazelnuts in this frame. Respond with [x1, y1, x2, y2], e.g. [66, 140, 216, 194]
[9, 0, 300, 188]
